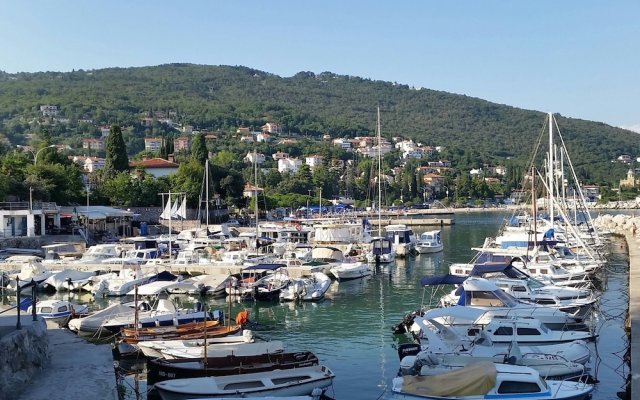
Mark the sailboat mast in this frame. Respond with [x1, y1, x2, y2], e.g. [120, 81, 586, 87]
[254, 148, 259, 256]
[548, 112, 554, 231]
[205, 159, 209, 228]
[377, 106, 382, 237]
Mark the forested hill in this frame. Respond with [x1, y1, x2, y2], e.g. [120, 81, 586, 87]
[0, 64, 637, 182]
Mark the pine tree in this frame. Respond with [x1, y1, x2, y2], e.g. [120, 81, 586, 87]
[104, 125, 129, 176]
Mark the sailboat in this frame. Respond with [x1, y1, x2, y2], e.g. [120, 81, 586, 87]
[367, 107, 395, 264]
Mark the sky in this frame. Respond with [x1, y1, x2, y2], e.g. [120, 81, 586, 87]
[0, 1, 638, 131]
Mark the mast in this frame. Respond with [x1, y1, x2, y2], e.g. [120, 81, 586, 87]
[205, 159, 210, 229]
[254, 148, 259, 256]
[547, 112, 554, 232]
[377, 106, 382, 237]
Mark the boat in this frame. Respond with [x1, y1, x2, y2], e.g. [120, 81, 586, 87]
[153, 364, 335, 400]
[154, 338, 284, 360]
[385, 224, 417, 257]
[415, 230, 443, 254]
[147, 350, 319, 385]
[366, 237, 395, 264]
[120, 320, 220, 343]
[434, 277, 581, 328]
[404, 313, 591, 373]
[68, 297, 212, 337]
[23, 298, 89, 326]
[463, 262, 597, 320]
[279, 272, 332, 302]
[41, 269, 96, 292]
[391, 361, 593, 399]
[329, 261, 372, 281]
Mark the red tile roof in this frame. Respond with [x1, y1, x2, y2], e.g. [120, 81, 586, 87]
[130, 158, 179, 169]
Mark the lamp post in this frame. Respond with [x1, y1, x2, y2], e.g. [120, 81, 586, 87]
[17, 144, 57, 165]
[307, 189, 312, 220]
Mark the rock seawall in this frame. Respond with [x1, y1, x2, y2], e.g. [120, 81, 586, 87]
[0, 319, 48, 400]
[594, 214, 640, 235]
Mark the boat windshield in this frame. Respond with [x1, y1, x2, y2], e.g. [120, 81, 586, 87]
[526, 278, 546, 289]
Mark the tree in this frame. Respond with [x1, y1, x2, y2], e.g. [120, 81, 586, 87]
[103, 125, 129, 176]
[191, 133, 208, 165]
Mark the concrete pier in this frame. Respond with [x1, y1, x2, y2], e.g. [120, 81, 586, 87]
[0, 309, 117, 400]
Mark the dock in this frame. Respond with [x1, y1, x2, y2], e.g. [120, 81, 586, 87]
[0, 309, 117, 400]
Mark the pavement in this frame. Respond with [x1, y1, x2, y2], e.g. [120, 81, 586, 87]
[0, 307, 117, 400]
[627, 233, 640, 399]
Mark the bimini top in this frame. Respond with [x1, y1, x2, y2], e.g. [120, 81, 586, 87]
[468, 263, 529, 279]
[420, 274, 466, 287]
[242, 263, 286, 272]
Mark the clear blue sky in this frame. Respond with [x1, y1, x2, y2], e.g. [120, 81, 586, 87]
[1, 1, 638, 130]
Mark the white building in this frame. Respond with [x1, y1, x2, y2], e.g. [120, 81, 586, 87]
[40, 105, 58, 117]
[305, 155, 324, 171]
[332, 138, 352, 149]
[244, 152, 266, 164]
[278, 157, 302, 174]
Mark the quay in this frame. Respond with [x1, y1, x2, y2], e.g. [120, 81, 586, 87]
[0, 307, 117, 400]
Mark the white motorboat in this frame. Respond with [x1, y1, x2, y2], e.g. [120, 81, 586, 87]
[400, 316, 590, 378]
[408, 312, 592, 364]
[279, 272, 332, 302]
[151, 337, 283, 360]
[366, 237, 395, 264]
[447, 262, 597, 321]
[436, 277, 580, 327]
[329, 261, 371, 281]
[68, 297, 209, 337]
[385, 224, 416, 257]
[154, 365, 335, 400]
[41, 269, 96, 292]
[415, 230, 443, 254]
[392, 362, 593, 399]
[24, 299, 89, 326]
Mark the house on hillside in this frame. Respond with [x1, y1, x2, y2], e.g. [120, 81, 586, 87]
[278, 158, 302, 174]
[305, 155, 324, 171]
[82, 138, 104, 152]
[130, 158, 179, 178]
[144, 138, 163, 152]
[173, 136, 191, 152]
[244, 152, 266, 164]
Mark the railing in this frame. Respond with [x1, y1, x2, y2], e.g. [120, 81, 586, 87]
[0, 202, 30, 211]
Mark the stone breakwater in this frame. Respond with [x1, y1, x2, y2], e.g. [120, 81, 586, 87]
[0, 317, 48, 400]
[593, 214, 640, 235]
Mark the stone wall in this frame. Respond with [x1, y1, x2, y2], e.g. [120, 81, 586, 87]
[594, 214, 640, 235]
[0, 319, 48, 400]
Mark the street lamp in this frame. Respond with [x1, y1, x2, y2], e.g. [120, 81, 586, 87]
[17, 144, 57, 165]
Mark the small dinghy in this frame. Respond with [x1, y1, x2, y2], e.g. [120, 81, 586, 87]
[154, 364, 335, 400]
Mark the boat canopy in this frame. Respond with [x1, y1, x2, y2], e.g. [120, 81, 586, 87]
[468, 263, 529, 279]
[400, 362, 497, 397]
[242, 263, 286, 272]
[420, 274, 466, 287]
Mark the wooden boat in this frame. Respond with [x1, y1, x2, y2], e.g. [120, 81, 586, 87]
[120, 320, 220, 343]
[392, 362, 593, 399]
[154, 365, 335, 400]
[147, 350, 319, 385]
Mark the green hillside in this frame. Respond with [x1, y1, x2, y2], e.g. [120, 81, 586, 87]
[0, 64, 637, 185]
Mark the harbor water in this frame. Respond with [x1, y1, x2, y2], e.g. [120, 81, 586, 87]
[86, 212, 630, 399]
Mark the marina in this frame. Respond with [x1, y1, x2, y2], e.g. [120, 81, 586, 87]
[0, 210, 630, 400]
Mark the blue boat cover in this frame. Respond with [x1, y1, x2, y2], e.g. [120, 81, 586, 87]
[468, 263, 528, 279]
[420, 274, 466, 286]
[243, 263, 286, 271]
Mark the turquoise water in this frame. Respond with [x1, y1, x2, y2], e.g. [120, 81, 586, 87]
[111, 211, 629, 399]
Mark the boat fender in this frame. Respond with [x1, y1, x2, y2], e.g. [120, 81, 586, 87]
[236, 310, 249, 325]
